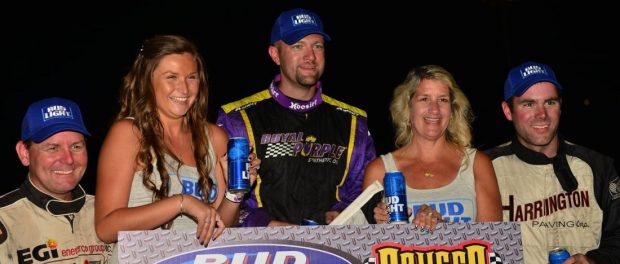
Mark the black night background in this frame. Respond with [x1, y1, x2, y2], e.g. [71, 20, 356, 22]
[3, 1, 618, 194]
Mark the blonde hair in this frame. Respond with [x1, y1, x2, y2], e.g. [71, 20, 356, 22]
[390, 65, 473, 150]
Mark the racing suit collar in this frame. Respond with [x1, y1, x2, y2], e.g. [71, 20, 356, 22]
[22, 176, 86, 216]
[511, 135, 578, 192]
[269, 74, 323, 113]
[510, 136, 553, 165]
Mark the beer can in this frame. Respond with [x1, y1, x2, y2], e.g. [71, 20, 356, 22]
[548, 247, 570, 264]
[383, 171, 409, 224]
[301, 219, 320, 226]
[227, 137, 250, 193]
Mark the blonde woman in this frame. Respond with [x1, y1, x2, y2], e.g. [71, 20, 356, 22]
[363, 65, 501, 230]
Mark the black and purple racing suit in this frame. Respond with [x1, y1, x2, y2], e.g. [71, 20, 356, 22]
[217, 75, 376, 226]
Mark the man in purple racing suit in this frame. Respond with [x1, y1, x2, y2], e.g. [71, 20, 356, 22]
[217, 8, 376, 227]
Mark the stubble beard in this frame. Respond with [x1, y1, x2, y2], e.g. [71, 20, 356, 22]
[296, 74, 319, 90]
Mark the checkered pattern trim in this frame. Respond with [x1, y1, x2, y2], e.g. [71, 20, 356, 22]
[609, 177, 620, 200]
[362, 257, 375, 264]
[489, 252, 503, 264]
[265, 142, 295, 158]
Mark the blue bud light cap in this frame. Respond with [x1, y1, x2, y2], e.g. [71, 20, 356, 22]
[271, 8, 331, 45]
[21, 97, 91, 143]
[504, 61, 563, 100]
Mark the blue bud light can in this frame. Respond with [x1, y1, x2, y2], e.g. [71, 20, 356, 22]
[301, 219, 320, 226]
[383, 171, 409, 224]
[548, 247, 570, 264]
[228, 137, 250, 193]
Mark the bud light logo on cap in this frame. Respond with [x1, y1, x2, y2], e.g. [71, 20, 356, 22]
[21, 97, 91, 143]
[43, 105, 74, 120]
[270, 8, 331, 45]
[503, 61, 563, 100]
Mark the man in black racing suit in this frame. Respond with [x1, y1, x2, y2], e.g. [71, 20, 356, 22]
[217, 8, 376, 227]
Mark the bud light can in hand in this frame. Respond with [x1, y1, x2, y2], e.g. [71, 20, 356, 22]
[384, 171, 409, 224]
[228, 137, 250, 193]
[548, 247, 570, 264]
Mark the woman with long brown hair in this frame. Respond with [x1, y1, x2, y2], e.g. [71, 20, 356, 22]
[95, 35, 259, 246]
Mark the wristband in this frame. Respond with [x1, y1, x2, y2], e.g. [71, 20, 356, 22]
[177, 194, 184, 214]
[225, 191, 244, 203]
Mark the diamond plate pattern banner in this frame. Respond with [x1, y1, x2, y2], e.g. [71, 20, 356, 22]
[117, 222, 523, 264]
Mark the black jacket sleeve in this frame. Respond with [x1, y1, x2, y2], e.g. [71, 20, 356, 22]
[586, 154, 620, 264]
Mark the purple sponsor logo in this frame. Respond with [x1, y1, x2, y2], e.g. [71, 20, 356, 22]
[288, 99, 318, 110]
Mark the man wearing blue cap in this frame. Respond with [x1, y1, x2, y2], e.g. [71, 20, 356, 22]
[0, 97, 112, 263]
[487, 62, 620, 263]
[217, 8, 376, 227]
